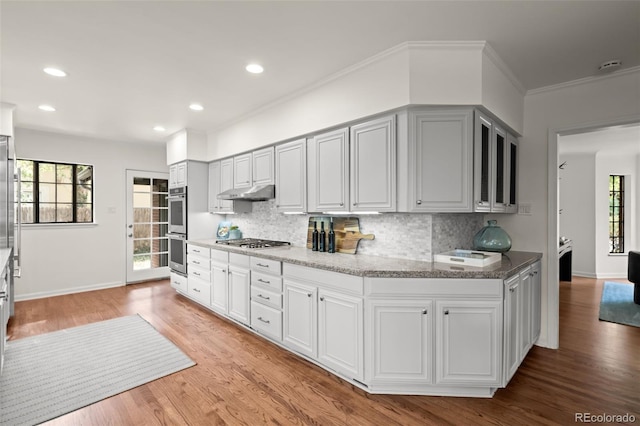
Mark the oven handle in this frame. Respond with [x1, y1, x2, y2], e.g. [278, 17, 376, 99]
[167, 232, 186, 240]
[168, 194, 186, 200]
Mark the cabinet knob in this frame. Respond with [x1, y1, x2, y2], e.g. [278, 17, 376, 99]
[307, 293, 312, 297]
[320, 296, 325, 302]
[353, 203, 357, 206]
[444, 310, 449, 315]
[276, 205, 279, 208]
[339, 203, 344, 207]
[421, 309, 427, 315]
[416, 200, 422, 205]
[510, 287, 515, 293]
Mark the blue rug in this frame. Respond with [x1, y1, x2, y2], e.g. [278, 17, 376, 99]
[599, 282, 640, 327]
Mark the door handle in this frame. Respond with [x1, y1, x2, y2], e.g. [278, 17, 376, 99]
[128, 234, 133, 238]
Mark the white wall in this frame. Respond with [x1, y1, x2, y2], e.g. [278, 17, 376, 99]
[558, 153, 596, 277]
[595, 153, 637, 278]
[492, 68, 640, 348]
[14, 128, 168, 300]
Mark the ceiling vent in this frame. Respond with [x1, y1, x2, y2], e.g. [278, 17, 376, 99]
[598, 60, 622, 72]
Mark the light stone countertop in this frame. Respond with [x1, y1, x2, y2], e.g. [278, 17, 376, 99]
[187, 239, 542, 279]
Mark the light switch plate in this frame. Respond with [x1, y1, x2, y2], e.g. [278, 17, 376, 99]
[518, 203, 532, 215]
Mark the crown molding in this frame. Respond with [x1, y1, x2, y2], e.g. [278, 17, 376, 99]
[481, 43, 527, 96]
[526, 66, 640, 96]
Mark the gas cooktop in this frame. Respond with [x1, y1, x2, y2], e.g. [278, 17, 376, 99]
[216, 238, 291, 249]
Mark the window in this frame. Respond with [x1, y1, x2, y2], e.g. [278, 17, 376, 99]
[17, 159, 93, 224]
[609, 175, 624, 254]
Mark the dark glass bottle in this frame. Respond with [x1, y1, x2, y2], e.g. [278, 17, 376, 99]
[328, 220, 336, 253]
[312, 221, 319, 251]
[319, 222, 326, 252]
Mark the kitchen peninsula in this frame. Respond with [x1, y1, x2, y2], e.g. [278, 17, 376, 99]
[176, 240, 541, 398]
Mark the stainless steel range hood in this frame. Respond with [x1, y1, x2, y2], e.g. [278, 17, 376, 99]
[217, 184, 275, 201]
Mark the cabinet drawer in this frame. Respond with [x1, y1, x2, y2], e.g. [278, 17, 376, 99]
[188, 255, 210, 270]
[188, 276, 211, 306]
[170, 272, 187, 292]
[251, 271, 283, 292]
[251, 301, 282, 341]
[188, 264, 211, 282]
[229, 253, 250, 268]
[251, 257, 282, 275]
[211, 249, 229, 263]
[187, 245, 210, 258]
[251, 286, 282, 310]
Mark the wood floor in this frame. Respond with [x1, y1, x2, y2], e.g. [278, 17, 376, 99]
[7, 276, 640, 425]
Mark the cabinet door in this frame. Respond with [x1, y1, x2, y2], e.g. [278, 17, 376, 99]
[228, 266, 250, 325]
[367, 300, 432, 384]
[283, 280, 317, 358]
[503, 274, 520, 385]
[505, 134, 519, 213]
[219, 158, 234, 212]
[176, 162, 187, 187]
[474, 111, 492, 212]
[519, 267, 532, 359]
[318, 289, 363, 381]
[436, 300, 502, 386]
[491, 124, 507, 212]
[308, 128, 349, 212]
[208, 161, 221, 212]
[211, 260, 228, 314]
[169, 164, 178, 188]
[409, 110, 473, 212]
[531, 261, 542, 343]
[252, 147, 274, 186]
[233, 153, 252, 189]
[350, 115, 396, 212]
[275, 139, 307, 212]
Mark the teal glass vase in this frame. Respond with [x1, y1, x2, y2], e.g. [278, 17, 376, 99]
[473, 220, 512, 252]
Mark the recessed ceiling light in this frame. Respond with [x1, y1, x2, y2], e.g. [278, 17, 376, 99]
[153, 126, 166, 132]
[38, 104, 56, 112]
[189, 103, 204, 111]
[246, 63, 264, 74]
[43, 67, 67, 77]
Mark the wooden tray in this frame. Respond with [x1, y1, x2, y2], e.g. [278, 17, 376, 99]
[306, 217, 374, 254]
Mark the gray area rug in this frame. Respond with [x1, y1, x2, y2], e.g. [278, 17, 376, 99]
[599, 282, 640, 328]
[0, 315, 195, 425]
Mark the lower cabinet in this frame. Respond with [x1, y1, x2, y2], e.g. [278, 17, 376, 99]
[318, 289, 364, 382]
[366, 300, 433, 385]
[435, 300, 502, 386]
[283, 280, 317, 358]
[228, 256, 250, 325]
[210, 260, 228, 314]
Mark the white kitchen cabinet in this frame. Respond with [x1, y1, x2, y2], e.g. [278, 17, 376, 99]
[228, 254, 251, 325]
[252, 146, 274, 186]
[474, 110, 518, 213]
[519, 267, 532, 359]
[170, 271, 187, 293]
[0, 265, 8, 374]
[275, 138, 307, 212]
[169, 161, 187, 189]
[350, 114, 396, 212]
[435, 300, 502, 386]
[250, 256, 283, 341]
[307, 127, 349, 212]
[503, 274, 520, 384]
[531, 261, 541, 343]
[366, 300, 433, 385]
[208, 160, 251, 214]
[318, 289, 364, 381]
[403, 109, 473, 212]
[210, 259, 228, 314]
[506, 133, 519, 214]
[233, 153, 252, 189]
[283, 280, 317, 358]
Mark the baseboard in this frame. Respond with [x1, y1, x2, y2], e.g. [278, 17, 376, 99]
[15, 281, 125, 301]
[572, 271, 598, 279]
[595, 273, 628, 279]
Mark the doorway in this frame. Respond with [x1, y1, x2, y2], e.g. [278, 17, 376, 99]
[126, 170, 170, 283]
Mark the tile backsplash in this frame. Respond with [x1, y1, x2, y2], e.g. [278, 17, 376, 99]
[226, 200, 484, 262]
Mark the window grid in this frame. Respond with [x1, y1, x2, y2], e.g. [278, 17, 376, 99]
[609, 175, 624, 254]
[17, 159, 93, 224]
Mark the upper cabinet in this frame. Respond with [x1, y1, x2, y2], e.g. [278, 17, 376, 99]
[399, 109, 473, 212]
[233, 147, 275, 189]
[169, 162, 187, 188]
[275, 139, 307, 213]
[307, 114, 396, 213]
[308, 127, 350, 212]
[473, 111, 518, 213]
[350, 115, 396, 212]
[209, 159, 251, 214]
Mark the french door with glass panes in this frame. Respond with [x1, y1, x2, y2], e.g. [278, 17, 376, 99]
[126, 170, 170, 283]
